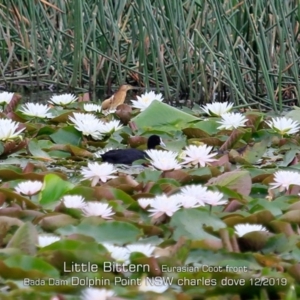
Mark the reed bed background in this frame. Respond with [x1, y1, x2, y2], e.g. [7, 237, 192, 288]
[0, 0, 299, 110]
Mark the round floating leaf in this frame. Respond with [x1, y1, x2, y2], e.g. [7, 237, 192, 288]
[280, 149, 300, 167]
[28, 140, 52, 161]
[239, 231, 273, 251]
[67, 144, 93, 157]
[170, 209, 226, 241]
[230, 140, 268, 165]
[110, 188, 136, 206]
[269, 220, 294, 235]
[285, 109, 300, 123]
[288, 264, 300, 283]
[50, 111, 74, 123]
[1, 140, 27, 157]
[128, 135, 148, 148]
[48, 150, 71, 158]
[0, 189, 39, 209]
[188, 119, 220, 135]
[38, 213, 78, 231]
[50, 126, 82, 146]
[225, 210, 275, 227]
[57, 221, 142, 244]
[187, 167, 212, 177]
[162, 170, 191, 183]
[132, 100, 198, 129]
[0, 169, 66, 182]
[199, 137, 224, 147]
[39, 174, 74, 205]
[0, 141, 4, 155]
[136, 169, 162, 184]
[279, 210, 300, 224]
[105, 175, 139, 192]
[3, 255, 59, 278]
[6, 222, 38, 256]
[207, 170, 252, 196]
[0, 260, 45, 280]
[36, 125, 56, 136]
[182, 128, 210, 138]
[0, 207, 22, 218]
[38, 239, 92, 251]
[0, 216, 24, 241]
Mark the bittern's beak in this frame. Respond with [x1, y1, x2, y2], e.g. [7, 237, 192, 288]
[129, 86, 142, 90]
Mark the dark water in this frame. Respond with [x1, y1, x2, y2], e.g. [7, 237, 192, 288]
[3, 85, 191, 107]
[3, 87, 107, 104]
[3, 86, 153, 106]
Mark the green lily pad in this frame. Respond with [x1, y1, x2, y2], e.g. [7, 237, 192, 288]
[207, 170, 252, 196]
[230, 139, 268, 165]
[187, 119, 220, 135]
[132, 100, 198, 129]
[6, 222, 38, 255]
[56, 221, 142, 244]
[28, 140, 52, 160]
[285, 109, 300, 123]
[170, 209, 226, 241]
[3, 255, 59, 278]
[39, 174, 74, 205]
[50, 126, 82, 146]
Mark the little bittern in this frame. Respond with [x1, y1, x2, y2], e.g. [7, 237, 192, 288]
[101, 84, 135, 111]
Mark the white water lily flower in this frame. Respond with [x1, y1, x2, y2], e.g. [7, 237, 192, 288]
[202, 190, 227, 206]
[202, 102, 233, 116]
[81, 287, 115, 300]
[148, 194, 181, 217]
[217, 112, 247, 130]
[181, 144, 217, 167]
[81, 162, 117, 186]
[102, 108, 116, 116]
[180, 184, 208, 205]
[38, 235, 60, 247]
[99, 120, 123, 134]
[131, 91, 163, 111]
[0, 118, 25, 141]
[19, 103, 53, 118]
[83, 103, 102, 113]
[15, 180, 43, 196]
[176, 194, 204, 208]
[126, 244, 155, 257]
[82, 202, 115, 219]
[0, 91, 14, 105]
[49, 93, 77, 106]
[265, 117, 300, 135]
[69, 112, 98, 123]
[103, 244, 130, 264]
[94, 147, 115, 158]
[269, 170, 300, 192]
[138, 198, 154, 209]
[69, 113, 103, 140]
[234, 224, 268, 237]
[145, 149, 181, 171]
[62, 195, 86, 209]
[139, 276, 169, 293]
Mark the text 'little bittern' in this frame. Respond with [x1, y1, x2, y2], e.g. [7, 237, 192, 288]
[101, 84, 135, 111]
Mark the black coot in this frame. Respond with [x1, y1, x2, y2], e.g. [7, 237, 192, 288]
[101, 135, 165, 164]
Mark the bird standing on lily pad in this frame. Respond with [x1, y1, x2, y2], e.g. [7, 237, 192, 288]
[101, 84, 135, 112]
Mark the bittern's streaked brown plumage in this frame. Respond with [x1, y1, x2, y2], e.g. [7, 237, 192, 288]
[101, 84, 135, 111]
